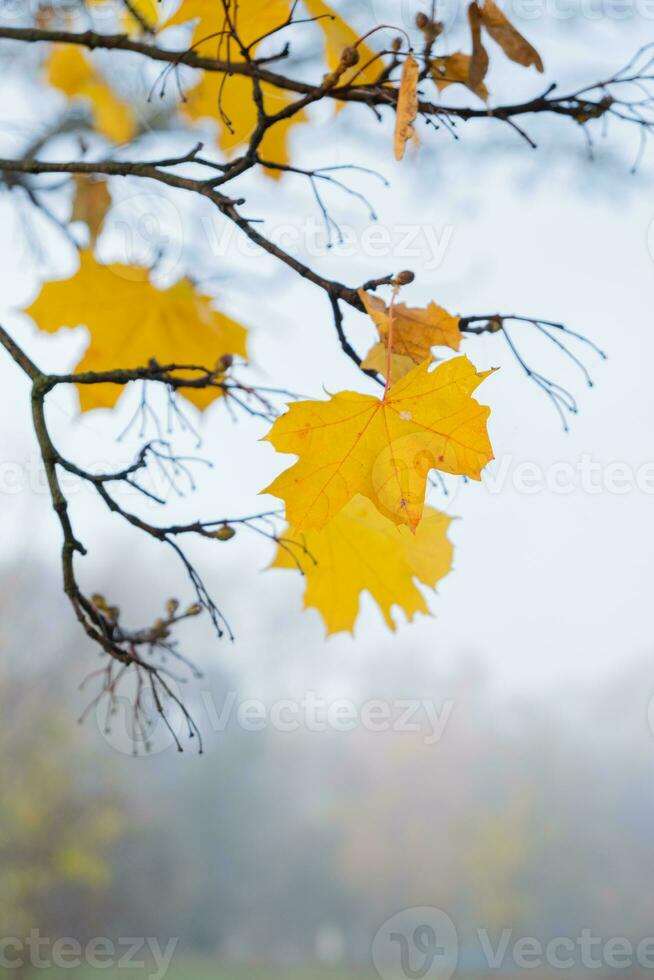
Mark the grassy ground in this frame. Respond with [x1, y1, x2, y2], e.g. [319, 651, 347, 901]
[24, 961, 376, 980]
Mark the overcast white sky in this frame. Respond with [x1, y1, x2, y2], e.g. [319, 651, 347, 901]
[0, 6, 652, 705]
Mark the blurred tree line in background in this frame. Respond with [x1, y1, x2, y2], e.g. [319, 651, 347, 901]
[2, 558, 654, 972]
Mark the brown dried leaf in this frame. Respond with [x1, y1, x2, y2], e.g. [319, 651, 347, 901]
[394, 52, 419, 161]
[359, 288, 462, 366]
[468, 3, 489, 91]
[480, 0, 544, 72]
[430, 52, 490, 101]
[71, 176, 111, 245]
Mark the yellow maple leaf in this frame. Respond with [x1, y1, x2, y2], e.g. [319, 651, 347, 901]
[164, 1, 302, 175]
[166, 0, 379, 81]
[272, 495, 453, 634]
[359, 289, 462, 366]
[360, 341, 417, 382]
[121, 0, 159, 32]
[394, 52, 419, 161]
[480, 0, 544, 72]
[430, 52, 490, 101]
[301, 0, 381, 85]
[24, 250, 247, 412]
[263, 355, 493, 532]
[46, 46, 136, 143]
[164, 0, 290, 54]
[87, 0, 159, 35]
[166, 0, 378, 171]
[181, 72, 307, 177]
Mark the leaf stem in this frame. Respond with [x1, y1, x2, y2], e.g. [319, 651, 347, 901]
[383, 283, 400, 399]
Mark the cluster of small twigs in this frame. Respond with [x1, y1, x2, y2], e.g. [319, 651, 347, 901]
[0, 1, 649, 747]
[0, 324, 312, 751]
[77, 598, 207, 754]
[458, 314, 607, 431]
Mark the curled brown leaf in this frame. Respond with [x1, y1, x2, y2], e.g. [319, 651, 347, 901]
[430, 52, 490, 101]
[480, 0, 544, 72]
[394, 52, 419, 161]
[468, 3, 490, 91]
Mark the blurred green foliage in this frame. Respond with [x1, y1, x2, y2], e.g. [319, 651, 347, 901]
[31, 963, 376, 980]
[0, 673, 125, 941]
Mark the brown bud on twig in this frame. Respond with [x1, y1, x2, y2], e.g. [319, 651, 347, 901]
[215, 353, 233, 373]
[394, 269, 415, 286]
[340, 45, 360, 68]
[416, 11, 444, 39]
[152, 617, 170, 639]
[211, 524, 236, 541]
[391, 37, 402, 52]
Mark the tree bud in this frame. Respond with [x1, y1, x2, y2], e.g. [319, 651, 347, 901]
[340, 46, 360, 68]
[212, 524, 236, 541]
[216, 353, 233, 373]
[395, 270, 415, 285]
